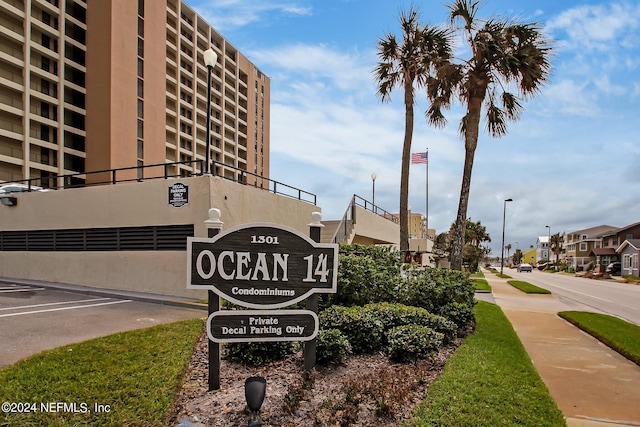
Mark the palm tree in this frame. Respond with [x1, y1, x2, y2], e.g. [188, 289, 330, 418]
[550, 232, 563, 263]
[505, 243, 512, 263]
[440, 0, 552, 270]
[374, 7, 452, 252]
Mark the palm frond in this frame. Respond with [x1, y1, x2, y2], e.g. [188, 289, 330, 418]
[501, 92, 522, 121]
[448, 0, 479, 30]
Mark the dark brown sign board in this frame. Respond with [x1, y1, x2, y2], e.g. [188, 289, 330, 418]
[187, 223, 338, 309]
[207, 310, 318, 343]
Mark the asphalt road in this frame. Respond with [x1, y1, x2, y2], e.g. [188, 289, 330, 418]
[0, 283, 205, 368]
[507, 268, 640, 325]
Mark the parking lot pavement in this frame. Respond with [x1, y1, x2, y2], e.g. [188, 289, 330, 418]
[0, 283, 206, 368]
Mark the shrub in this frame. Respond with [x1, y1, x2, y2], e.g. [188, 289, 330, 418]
[438, 302, 476, 332]
[363, 302, 457, 344]
[327, 245, 402, 308]
[319, 305, 384, 354]
[223, 341, 295, 366]
[386, 325, 444, 363]
[400, 268, 476, 330]
[316, 328, 352, 365]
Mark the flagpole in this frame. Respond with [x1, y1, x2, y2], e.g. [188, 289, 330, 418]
[425, 148, 429, 239]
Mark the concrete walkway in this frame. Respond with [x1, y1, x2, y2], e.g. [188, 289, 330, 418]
[481, 270, 640, 426]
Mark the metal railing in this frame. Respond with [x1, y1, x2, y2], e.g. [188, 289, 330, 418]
[209, 160, 317, 205]
[352, 195, 399, 223]
[2, 160, 317, 205]
[331, 194, 398, 244]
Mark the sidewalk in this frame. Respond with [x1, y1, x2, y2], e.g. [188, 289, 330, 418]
[481, 270, 640, 427]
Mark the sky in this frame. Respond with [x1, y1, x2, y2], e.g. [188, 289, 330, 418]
[187, 0, 640, 256]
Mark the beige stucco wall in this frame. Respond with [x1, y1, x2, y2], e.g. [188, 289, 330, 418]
[0, 176, 319, 298]
[351, 206, 399, 246]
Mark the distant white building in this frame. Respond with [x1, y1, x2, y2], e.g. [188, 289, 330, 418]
[536, 236, 550, 262]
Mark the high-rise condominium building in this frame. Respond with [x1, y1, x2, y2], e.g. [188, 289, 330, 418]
[0, 0, 270, 187]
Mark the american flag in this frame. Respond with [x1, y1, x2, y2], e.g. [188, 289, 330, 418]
[411, 152, 428, 164]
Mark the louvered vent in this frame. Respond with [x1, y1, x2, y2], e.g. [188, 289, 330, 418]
[0, 225, 194, 252]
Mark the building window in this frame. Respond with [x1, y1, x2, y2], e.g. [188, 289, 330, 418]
[579, 243, 587, 252]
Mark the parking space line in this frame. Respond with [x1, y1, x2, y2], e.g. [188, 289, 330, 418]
[0, 287, 46, 293]
[0, 297, 112, 312]
[0, 299, 132, 318]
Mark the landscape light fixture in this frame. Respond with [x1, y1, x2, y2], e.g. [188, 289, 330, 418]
[500, 198, 513, 275]
[203, 48, 218, 175]
[245, 376, 266, 427]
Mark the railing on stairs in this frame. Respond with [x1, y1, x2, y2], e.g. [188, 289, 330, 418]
[331, 195, 399, 244]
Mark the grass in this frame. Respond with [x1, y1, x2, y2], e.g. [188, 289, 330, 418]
[471, 277, 491, 292]
[495, 273, 512, 279]
[0, 318, 203, 427]
[507, 280, 551, 294]
[405, 301, 566, 426]
[558, 311, 640, 366]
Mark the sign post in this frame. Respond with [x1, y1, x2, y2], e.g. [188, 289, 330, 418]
[204, 208, 223, 391]
[188, 211, 337, 390]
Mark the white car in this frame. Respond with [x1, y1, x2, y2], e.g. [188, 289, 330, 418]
[517, 263, 533, 272]
[0, 183, 48, 193]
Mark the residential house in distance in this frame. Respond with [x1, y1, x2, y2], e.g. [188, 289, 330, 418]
[523, 247, 537, 265]
[536, 236, 550, 263]
[617, 239, 640, 277]
[594, 222, 640, 269]
[564, 225, 619, 271]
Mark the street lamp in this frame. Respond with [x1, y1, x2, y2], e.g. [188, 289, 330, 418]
[500, 198, 513, 275]
[545, 225, 551, 262]
[203, 48, 218, 175]
[371, 173, 377, 209]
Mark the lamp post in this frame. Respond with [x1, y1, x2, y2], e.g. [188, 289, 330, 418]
[545, 225, 551, 262]
[203, 48, 218, 175]
[371, 173, 377, 210]
[500, 198, 513, 275]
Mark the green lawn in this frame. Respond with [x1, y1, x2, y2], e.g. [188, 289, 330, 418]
[559, 311, 640, 366]
[507, 280, 551, 294]
[405, 301, 565, 426]
[0, 319, 203, 427]
[471, 277, 491, 291]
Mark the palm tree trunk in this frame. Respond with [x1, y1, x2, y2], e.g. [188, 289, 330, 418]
[400, 79, 414, 253]
[450, 94, 482, 270]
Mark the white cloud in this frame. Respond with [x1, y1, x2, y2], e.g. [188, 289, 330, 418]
[192, 0, 312, 31]
[539, 79, 600, 116]
[248, 44, 373, 91]
[546, 2, 640, 51]
[593, 75, 626, 96]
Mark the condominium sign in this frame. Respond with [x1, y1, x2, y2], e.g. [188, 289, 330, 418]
[187, 223, 338, 309]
